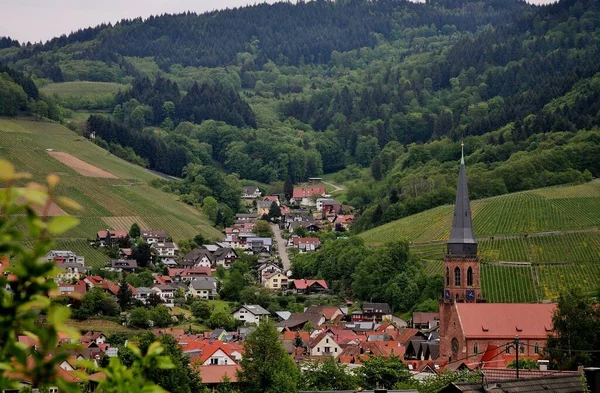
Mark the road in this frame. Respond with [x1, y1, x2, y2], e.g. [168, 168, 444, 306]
[271, 223, 291, 271]
[322, 180, 344, 193]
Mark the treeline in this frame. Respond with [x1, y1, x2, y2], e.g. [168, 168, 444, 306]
[292, 237, 442, 313]
[115, 75, 256, 128]
[351, 129, 600, 232]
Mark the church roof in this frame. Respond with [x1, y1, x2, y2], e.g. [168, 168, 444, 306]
[455, 303, 556, 339]
[448, 144, 477, 255]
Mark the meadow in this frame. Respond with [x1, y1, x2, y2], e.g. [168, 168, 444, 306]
[0, 118, 223, 248]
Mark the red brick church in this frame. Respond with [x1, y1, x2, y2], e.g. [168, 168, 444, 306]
[438, 145, 555, 368]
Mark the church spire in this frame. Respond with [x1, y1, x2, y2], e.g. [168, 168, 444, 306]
[448, 143, 477, 255]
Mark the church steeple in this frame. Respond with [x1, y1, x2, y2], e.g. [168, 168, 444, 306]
[447, 143, 477, 256]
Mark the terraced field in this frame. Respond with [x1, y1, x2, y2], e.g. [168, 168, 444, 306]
[0, 118, 222, 253]
[363, 181, 600, 302]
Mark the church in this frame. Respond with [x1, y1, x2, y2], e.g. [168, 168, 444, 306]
[438, 145, 556, 368]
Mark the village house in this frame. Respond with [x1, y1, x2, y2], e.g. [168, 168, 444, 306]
[95, 230, 128, 246]
[110, 259, 137, 272]
[151, 284, 175, 307]
[309, 331, 342, 357]
[152, 242, 178, 258]
[292, 237, 321, 252]
[140, 230, 168, 244]
[187, 277, 218, 300]
[352, 302, 393, 323]
[56, 262, 89, 282]
[262, 271, 288, 290]
[289, 279, 328, 294]
[256, 200, 272, 217]
[242, 186, 261, 199]
[290, 186, 326, 207]
[45, 250, 85, 265]
[232, 305, 271, 326]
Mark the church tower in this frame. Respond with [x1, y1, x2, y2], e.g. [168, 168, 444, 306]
[443, 143, 482, 303]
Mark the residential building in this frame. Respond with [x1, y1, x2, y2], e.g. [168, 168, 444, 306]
[290, 186, 326, 206]
[56, 262, 89, 282]
[45, 250, 85, 265]
[242, 186, 261, 199]
[96, 230, 128, 246]
[188, 277, 218, 300]
[292, 237, 321, 252]
[110, 259, 137, 272]
[140, 230, 168, 244]
[262, 272, 288, 290]
[232, 305, 270, 326]
[152, 242, 178, 258]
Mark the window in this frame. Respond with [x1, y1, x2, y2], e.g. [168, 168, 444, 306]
[467, 267, 473, 286]
[446, 267, 450, 286]
[473, 342, 479, 354]
[534, 343, 540, 354]
[454, 267, 461, 286]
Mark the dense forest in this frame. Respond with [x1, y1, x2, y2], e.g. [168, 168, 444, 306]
[1, 0, 600, 229]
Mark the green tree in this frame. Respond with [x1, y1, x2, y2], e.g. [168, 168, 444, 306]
[129, 222, 141, 238]
[237, 321, 300, 393]
[546, 286, 600, 369]
[360, 355, 413, 389]
[150, 305, 173, 328]
[191, 300, 212, 320]
[301, 358, 359, 391]
[129, 307, 150, 328]
[117, 279, 133, 311]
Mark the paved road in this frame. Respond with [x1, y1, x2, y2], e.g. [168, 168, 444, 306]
[271, 223, 291, 271]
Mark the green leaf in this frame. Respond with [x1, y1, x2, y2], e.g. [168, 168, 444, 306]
[47, 216, 80, 235]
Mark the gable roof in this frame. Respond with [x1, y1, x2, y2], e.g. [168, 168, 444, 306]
[455, 303, 556, 339]
[292, 186, 326, 199]
[238, 304, 270, 316]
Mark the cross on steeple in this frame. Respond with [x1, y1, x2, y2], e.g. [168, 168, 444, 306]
[447, 142, 477, 255]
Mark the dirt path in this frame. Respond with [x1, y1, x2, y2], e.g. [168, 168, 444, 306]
[271, 223, 291, 271]
[322, 180, 344, 193]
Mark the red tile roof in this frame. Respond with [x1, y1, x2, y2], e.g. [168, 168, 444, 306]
[198, 364, 240, 384]
[292, 186, 325, 199]
[455, 303, 556, 339]
[291, 279, 328, 290]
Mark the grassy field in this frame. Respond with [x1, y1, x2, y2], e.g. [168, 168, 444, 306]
[362, 181, 600, 302]
[41, 81, 127, 97]
[0, 117, 223, 263]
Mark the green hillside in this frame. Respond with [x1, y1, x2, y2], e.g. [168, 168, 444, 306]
[361, 181, 600, 301]
[0, 117, 222, 267]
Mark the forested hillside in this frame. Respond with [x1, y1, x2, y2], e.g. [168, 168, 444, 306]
[1, 0, 599, 227]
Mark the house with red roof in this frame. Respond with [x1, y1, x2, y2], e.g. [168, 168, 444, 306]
[291, 186, 326, 206]
[289, 279, 328, 294]
[292, 237, 321, 252]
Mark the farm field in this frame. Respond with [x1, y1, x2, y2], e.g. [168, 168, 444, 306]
[363, 181, 600, 302]
[41, 81, 127, 97]
[361, 181, 600, 245]
[0, 118, 222, 250]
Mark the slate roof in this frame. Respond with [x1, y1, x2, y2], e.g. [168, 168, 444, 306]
[448, 145, 477, 255]
[445, 375, 586, 393]
[454, 303, 555, 339]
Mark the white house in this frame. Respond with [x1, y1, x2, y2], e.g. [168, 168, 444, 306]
[141, 230, 168, 244]
[45, 250, 85, 265]
[232, 305, 270, 326]
[151, 285, 175, 307]
[153, 242, 178, 258]
[187, 277, 218, 300]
